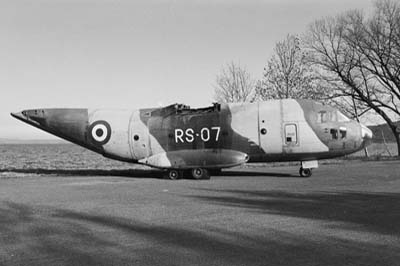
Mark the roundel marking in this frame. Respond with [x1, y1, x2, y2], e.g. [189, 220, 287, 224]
[89, 120, 111, 145]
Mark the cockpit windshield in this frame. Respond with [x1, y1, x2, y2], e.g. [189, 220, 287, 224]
[337, 111, 350, 122]
[317, 110, 350, 123]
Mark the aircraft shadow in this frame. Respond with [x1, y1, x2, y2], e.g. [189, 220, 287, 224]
[0, 168, 298, 179]
[189, 189, 400, 236]
[218, 170, 297, 178]
[0, 200, 398, 266]
[0, 168, 163, 178]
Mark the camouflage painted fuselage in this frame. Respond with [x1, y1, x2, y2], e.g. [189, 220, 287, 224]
[12, 99, 372, 169]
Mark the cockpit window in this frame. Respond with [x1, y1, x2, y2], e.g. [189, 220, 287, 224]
[330, 111, 337, 122]
[318, 111, 328, 123]
[330, 128, 338, 139]
[339, 127, 347, 138]
[318, 110, 350, 123]
[337, 111, 350, 122]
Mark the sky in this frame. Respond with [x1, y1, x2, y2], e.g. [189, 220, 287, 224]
[0, 0, 374, 139]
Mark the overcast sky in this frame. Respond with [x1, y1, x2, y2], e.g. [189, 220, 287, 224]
[1, 0, 373, 139]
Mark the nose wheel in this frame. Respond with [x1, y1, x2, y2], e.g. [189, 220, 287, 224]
[299, 167, 312, 177]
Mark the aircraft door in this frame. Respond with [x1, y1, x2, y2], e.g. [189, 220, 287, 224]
[284, 124, 298, 145]
[129, 110, 150, 160]
[258, 101, 283, 154]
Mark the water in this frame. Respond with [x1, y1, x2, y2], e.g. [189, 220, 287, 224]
[0, 144, 150, 177]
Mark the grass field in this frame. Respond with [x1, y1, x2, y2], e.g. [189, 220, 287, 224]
[348, 142, 398, 158]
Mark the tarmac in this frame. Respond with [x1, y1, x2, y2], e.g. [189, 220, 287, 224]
[0, 160, 399, 266]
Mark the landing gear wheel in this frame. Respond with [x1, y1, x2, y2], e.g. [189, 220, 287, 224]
[191, 168, 210, 180]
[299, 167, 312, 178]
[167, 169, 180, 180]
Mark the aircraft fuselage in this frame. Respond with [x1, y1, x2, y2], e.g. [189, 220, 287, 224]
[11, 99, 372, 178]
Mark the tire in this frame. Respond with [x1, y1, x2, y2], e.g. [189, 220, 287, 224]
[299, 167, 312, 178]
[167, 169, 180, 180]
[191, 168, 210, 180]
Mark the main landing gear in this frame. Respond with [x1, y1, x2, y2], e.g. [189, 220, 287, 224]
[191, 168, 210, 180]
[165, 168, 211, 180]
[299, 167, 312, 177]
[167, 169, 180, 180]
[299, 160, 318, 178]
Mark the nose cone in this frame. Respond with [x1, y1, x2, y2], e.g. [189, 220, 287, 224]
[11, 109, 47, 126]
[10, 111, 26, 121]
[11, 108, 94, 148]
[361, 124, 373, 146]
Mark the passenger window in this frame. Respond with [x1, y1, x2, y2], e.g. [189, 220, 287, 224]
[330, 129, 338, 139]
[285, 124, 297, 144]
[318, 111, 328, 123]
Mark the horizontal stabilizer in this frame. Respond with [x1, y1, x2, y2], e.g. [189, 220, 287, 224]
[139, 149, 249, 169]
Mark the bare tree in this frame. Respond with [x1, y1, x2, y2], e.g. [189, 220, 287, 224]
[214, 62, 256, 103]
[256, 34, 326, 100]
[305, 0, 400, 155]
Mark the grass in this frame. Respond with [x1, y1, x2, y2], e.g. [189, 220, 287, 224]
[348, 142, 398, 158]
